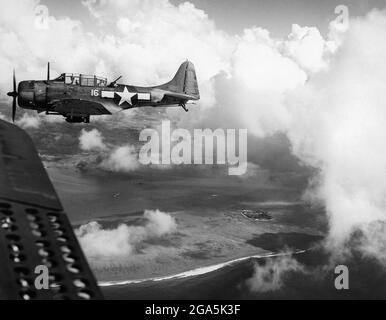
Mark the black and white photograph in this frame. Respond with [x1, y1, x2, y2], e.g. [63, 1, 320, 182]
[0, 0, 386, 308]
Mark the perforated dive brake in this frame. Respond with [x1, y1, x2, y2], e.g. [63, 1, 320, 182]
[0, 119, 103, 300]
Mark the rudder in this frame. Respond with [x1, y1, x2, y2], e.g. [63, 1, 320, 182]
[158, 61, 200, 99]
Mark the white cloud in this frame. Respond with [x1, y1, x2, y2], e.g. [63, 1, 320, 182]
[79, 128, 106, 151]
[285, 10, 386, 253]
[284, 24, 329, 73]
[359, 222, 386, 265]
[75, 209, 177, 258]
[246, 253, 304, 292]
[0, 0, 92, 96]
[0, 112, 7, 121]
[15, 112, 41, 128]
[100, 145, 139, 172]
[77, 129, 140, 172]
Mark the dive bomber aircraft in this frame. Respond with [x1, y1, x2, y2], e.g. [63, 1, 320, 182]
[7, 61, 200, 123]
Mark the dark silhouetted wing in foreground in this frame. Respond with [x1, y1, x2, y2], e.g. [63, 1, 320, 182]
[0, 119, 103, 300]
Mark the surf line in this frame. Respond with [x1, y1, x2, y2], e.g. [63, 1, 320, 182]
[98, 249, 306, 287]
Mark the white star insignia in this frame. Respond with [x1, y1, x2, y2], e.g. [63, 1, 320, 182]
[116, 86, 136, 106]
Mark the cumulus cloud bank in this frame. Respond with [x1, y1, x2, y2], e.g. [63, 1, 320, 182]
[285, 11, 386, 254]
[186, 8, 386, 264]
[75, 209, 177, 258]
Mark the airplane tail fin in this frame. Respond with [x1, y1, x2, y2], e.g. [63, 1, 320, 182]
[158, 61, 200, 99]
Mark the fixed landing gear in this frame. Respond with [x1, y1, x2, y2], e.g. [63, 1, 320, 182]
[65, 115, 90, 123]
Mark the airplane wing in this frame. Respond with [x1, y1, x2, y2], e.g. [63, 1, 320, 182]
[0, 119, 103, 300]
[50, 99, 112, 116]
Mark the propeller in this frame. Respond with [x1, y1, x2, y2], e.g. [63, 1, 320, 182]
[6, 62, 49, 122]
[7, 70, 18, 122]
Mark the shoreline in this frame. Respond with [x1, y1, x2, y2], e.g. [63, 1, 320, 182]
[99, 249, 306, 287]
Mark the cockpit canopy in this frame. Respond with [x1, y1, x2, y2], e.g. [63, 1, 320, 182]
[53, 73, 107, 87]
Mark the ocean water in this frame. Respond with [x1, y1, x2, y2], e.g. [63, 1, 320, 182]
[102, 248, 386, 300]
[7, 108, 384, 299]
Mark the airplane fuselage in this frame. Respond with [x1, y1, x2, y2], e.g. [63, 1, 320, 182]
[10, 61, 200, 123]
[17, 80, 196, 123]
